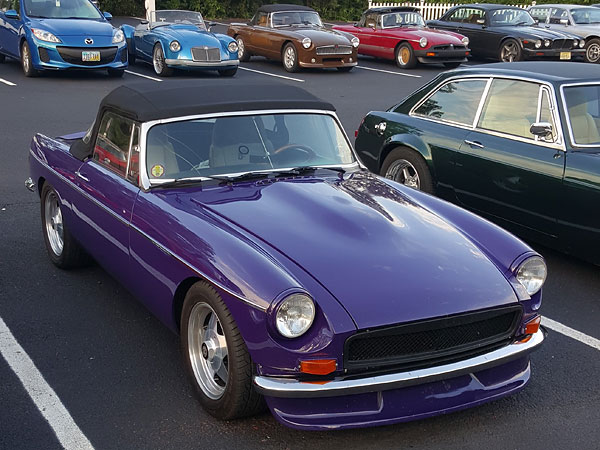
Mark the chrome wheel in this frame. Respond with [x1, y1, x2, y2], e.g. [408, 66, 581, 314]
[586, 42, 600, 63]
[284, 45, 296, 70]
[500, 42, 520, 62]
[398, 46, 411, 66]
[188, 302, 228, 400]
[237, 38, 245, 59]
[153, 45, 165, 75]
[22, 44, 30, 73]
[385, 159, 421, 189]
[44, 190, 64, 256]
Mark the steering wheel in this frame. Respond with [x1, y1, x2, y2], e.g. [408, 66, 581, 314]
[271, 144, 317, 161]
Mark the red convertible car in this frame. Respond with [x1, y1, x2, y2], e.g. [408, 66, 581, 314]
[334, 7, 470, 69]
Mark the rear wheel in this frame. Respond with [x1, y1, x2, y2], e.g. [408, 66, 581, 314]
[153, 43, 173, 77]
[395, 43, 417, 69]
[443, 62, 462, 69]
[41, 183, 90, 269]
[107, 68, 124, 77]
[584, 38, 600, 64]
[218, 67, 237, 77]
[499, 38, 522, 62]
[21, 41, 39, 77]
[236, 36, 251, 62]
[380, 147, 434, 194]
[181, 281, 264, 420]
[282, 42, 299, 72]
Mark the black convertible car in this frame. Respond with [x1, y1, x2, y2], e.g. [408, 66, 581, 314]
[428, 4, 585, 62]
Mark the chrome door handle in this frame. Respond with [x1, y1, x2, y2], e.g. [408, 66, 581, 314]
[76, 171, 90, 182]
[464, 140, 484, 149]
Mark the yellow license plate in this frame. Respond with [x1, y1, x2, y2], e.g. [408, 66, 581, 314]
[560, 51, 571, 60]
[82, 51, 101, 62]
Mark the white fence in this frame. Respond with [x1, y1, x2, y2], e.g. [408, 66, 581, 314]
[367, 1, 536, 21]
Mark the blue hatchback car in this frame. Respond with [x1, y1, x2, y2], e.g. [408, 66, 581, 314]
[0, 0, 127, 77]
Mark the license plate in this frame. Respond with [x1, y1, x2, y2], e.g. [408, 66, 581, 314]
[560, 51, 571, 60]
[82, 51, 100, 62]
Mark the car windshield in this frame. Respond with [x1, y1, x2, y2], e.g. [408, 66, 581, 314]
[563, 85, 600, 146]
[489, 9, 535, 26]
[145, 113, 356, 182]
[24, 0, 102, 19]
[571, 8, 600, 24]
[381, 12, 425, 28]
[272, 11, 322, 27]
[153, 10, 206, 29]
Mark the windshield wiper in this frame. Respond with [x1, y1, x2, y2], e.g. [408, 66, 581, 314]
[151, 175, 231, 189]
[514, 21, 531, 26]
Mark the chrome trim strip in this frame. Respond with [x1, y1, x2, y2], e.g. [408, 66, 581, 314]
[29, 148, 268, 312]
[253, 328, 545, 398]
[164, 59, 239, 67]
[472, 78, 493, 128]
[559, 81, 600, 149]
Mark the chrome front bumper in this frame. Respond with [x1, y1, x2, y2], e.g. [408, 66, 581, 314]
[164, 59, 239, 68]
[254, 328, 545, 399]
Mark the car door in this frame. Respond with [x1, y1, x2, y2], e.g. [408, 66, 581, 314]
[73, 112, 140, 286]
[248, 11, 272, 57]
[0, 0, 22, 57]
[431, 7, 487, 56]
[560, 83, 600, 261]
[454, 78, 565, 243]
[546, 8, 570, 32]
[354, 12, 381, 56]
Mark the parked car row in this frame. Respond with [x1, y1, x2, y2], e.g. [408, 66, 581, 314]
[2, 1, 600, 78]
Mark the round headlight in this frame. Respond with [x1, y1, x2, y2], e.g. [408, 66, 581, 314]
[228, 41, 238, 53]
[579, 39, 585, 48]
[544, 39, 551, 48]
[351, 36, 360, 48]
[275, 293, 315, 338]
[516, 256, 547, 296]
[302, 37, 312, 49]
[419, 37, 428, 48]
[534, 40, 542, 49]
[170, 40, 181, 52]
[461, 36, 469, 46]
[112, 29, 125, 44]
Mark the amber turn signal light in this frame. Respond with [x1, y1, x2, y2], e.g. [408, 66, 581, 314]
[525, 316, 541, 335]
[300, 359, 337, 375]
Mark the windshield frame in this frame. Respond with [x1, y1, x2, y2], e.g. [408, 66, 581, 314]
[151, 9, 206, 28]
[270, 10, 323, 28]
[380, 12, 425, 29]
[23, 0, 103, 20]
[138, 109, 360, 190]
[560, 82, 600, 149]
[489, 8, 536, 27]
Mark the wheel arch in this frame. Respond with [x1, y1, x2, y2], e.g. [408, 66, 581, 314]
[172, 276, 204, 332]
[379, 135, 434, 174]
[37, 176, 46, 197]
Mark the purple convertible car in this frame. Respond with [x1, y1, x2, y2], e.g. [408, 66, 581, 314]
[26, 81, 546, 430]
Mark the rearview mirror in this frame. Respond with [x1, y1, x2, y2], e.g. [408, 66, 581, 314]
[476, 18, 485, 25]
[530, 122, 553, 139]
[4, 9, 19, 19]
[103, 12, 113, 21]
[208, 21, 216, 31]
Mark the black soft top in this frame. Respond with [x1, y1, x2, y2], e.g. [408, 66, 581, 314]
[364, 7, 420, 14]
[257, 4, 316, 13]
[71, 80, 334, 161]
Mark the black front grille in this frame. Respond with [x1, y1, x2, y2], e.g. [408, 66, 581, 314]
[552, 39, 573, 50]
[345, 306, 522, 372]
[191, 47, 221, 62]
[57, 47, 118, 66]
[38, 47, 50, 62]
[431, 44, 467, 51]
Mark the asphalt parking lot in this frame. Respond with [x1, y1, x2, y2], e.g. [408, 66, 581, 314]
[1, 23, 599, 450]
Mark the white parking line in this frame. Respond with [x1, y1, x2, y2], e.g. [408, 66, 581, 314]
[125, 70, 162, 82]
[0, 316, 94, 450]
[239, 66, 304, 82]
[356, 66, 422, 78]
[0, 77, 16, 86]
[543, 316, 600, 351]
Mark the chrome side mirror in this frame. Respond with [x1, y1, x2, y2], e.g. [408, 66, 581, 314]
[560, 18, 569, 25]
[530, 122, 553, 139]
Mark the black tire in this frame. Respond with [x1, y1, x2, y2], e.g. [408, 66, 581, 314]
[395, 42, 417, 69]
[337, 66, 354, 72]
[380, 147, 434, 194]
[236, 36, 251, 62]
[152, 43, 173, 77]
[584, 38, 600, 64]
[499, 38, 522, 62]
[218, 67, 237, 77]
[40, 183, 90, 269]
[282, 42, 299, 73]
[181, 281, 264, 420]
[129, 51, 136, 65]
[443, 62, 462, 69]
[0, 53, 5, 63]
[21, 41, 39, 77]
[107, 68, 125, 78]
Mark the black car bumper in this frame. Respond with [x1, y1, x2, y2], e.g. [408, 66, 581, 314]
[522, 48, 585, 60]
[414, 48, 470, 65]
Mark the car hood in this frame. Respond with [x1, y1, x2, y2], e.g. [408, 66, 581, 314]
[386, 27, 467, 44]
[189, 172, 518, 329]
[289, 27, 353, 45]
[28, 18, 113, 37]
[497, 25, 578, 40]
[155, 24, 222, 44]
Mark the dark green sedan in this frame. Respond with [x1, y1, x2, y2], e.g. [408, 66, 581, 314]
[355, 62, 600, 264]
